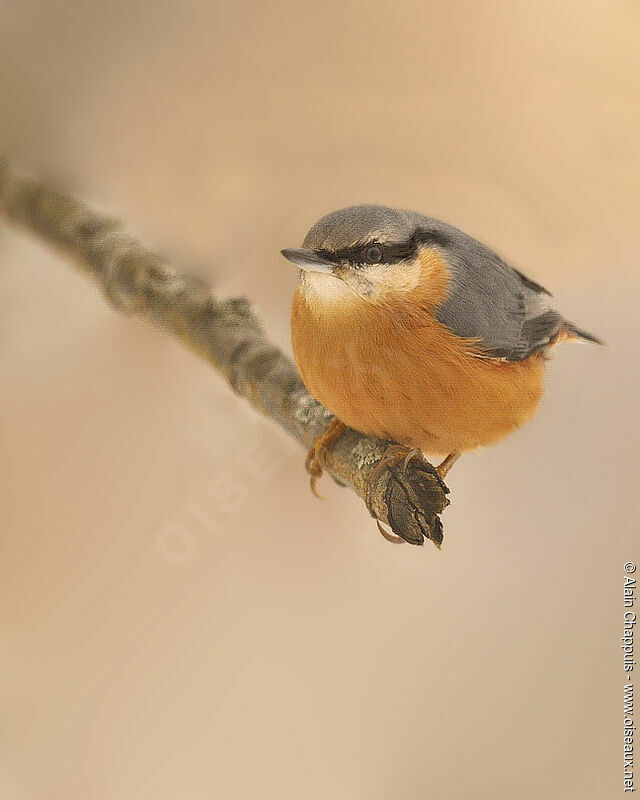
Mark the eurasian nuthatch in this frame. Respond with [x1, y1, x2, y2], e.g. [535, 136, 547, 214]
[282, 205, 601, 499]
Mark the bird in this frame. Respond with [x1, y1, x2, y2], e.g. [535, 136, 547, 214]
[281, 204, 602, 510]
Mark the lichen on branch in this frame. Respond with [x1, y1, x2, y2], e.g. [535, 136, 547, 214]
[0, 161, 449, 546]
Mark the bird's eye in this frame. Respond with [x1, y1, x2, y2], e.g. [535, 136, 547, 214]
[364, 244, 383, 264]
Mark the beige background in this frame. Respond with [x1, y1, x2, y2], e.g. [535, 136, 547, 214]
[1, 1, 638, 798]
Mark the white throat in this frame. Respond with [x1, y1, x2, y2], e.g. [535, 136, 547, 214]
[299, 271, 357, 311]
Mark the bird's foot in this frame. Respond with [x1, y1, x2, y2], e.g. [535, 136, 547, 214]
[371, 445, 423, 486]
[371, 445, 425, 544]
[435, 451, 460, 479]
[305, 418, 347, 498]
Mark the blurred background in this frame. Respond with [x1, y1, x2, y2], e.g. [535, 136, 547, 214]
[1, 1, 638, 798]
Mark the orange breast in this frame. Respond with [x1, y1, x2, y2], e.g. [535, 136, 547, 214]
[291, 262, 545, 455]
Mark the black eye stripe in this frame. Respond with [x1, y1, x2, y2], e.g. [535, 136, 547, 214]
[317, 227, 450, 265]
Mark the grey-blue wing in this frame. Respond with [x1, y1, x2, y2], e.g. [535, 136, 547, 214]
[425, 220, 564, 361]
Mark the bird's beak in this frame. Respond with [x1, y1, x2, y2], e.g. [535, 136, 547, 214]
[280, 248, 335, 274]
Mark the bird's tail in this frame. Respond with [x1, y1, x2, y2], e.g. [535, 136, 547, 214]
[562, 321, 605, 346]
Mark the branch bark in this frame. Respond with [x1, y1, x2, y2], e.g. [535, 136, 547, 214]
[0, 161, 449, 546]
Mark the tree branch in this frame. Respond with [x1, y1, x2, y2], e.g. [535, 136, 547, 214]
[0, 161, 449, 546]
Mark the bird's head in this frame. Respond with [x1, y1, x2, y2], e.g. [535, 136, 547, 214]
[281, 205, 449, 312]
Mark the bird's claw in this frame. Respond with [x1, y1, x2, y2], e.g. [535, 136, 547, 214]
[371, 445, 423, 487]
[304, 418, 347, 499]
[376, 519, 406, 544]
[305, 448, 326, 499]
